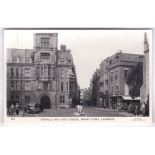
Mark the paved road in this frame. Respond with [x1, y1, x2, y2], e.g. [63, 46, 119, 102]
[22, 107, 125, 117]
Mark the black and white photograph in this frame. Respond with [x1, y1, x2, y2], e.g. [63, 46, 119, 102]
[4, 29, 152, 121]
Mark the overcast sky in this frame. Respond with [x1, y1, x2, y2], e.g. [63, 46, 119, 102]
[4, 29, 152, 89]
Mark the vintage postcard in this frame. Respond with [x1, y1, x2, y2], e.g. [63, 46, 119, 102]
[3, 28, 152, 124]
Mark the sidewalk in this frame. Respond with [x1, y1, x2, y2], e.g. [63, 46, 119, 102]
[95, 107, 116, 112]
[118, 111, 135, 117]
[118, 111, 143, 117]
[96, 107, 142, 117]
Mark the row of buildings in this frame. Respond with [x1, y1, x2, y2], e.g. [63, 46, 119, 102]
[7, 33, 80, 109]
[86, 33, 149, 109]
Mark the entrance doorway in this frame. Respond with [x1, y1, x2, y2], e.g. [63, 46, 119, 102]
[40, 95, 51, 109]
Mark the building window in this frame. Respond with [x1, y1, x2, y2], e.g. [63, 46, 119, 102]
[38, 82, 42, 90]
[25, 57, 30, 63]
[124, 69, 128, 78]
[110, 71, 113, 82]
[12, 56, 17, 63]
[61, 69, 65, 78]
[48, 65, 50, 76]
[43, 82, 48, 91]
[10, 81, 14, 89]
[25, 51, 30, 63]
[68, 59, 71, 63]
[15, 81, 18, 90]
[16, 68, 19, 77]
[25, 95, 30, 103]
[61, 82, 64, 91]
[60, 96, 65, 104]
[115, 70, 118, 80]
[125, 84, 129, 96]
[24, 82, 31, 91]
[11, 68, 14, 77]
[67, 82, 69, 91]
[70, 82, 73, 92]
[50, 82, 53, 90]
[44, 67, 48, 77]
[41, 38, 50, 48]
[115, 55, 119, 62]
[115, 85, 119, 92]
[16, 81, 20, 90]
[41, 66, 43, 76]
[41, 53, 50, 60]
[24, 68, 31, 77]
[36, 67, 39, 77]
[60, 58, 65, 64]
[111, 86, 113, 94]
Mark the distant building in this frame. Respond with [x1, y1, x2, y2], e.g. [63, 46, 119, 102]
[140, 33, 149, 104]
[91, 69, 101, 106]
[7, 33, 79, 109]
[91, 51, 144, 108]
[80, 88, 91, 106]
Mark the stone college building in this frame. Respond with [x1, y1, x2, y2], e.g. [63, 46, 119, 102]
[7, 33, 79, 109]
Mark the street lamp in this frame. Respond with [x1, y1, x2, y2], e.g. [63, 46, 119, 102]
[116, 90, 120, 108]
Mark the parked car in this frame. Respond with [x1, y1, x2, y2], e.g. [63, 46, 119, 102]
[128, 103, 140, 115]
[26, 103, 44, 114]
[27, 103, 37, 114]
[35, 104, 44, 113]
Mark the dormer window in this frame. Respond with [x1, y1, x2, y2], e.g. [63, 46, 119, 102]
[41, 38, 50, 48]
[115, 55, 119, 62]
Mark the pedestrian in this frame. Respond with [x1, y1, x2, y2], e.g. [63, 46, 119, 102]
[15, 102, 20, 115]
[128, 103, 132, 113]
[77, 101, 83, 114]
[141, 102, 146, 116]
[135, 105, 138, 116]
[117, 100, 121, 112]
[9, 104, 14, 115]
[23, 104, 28, 116]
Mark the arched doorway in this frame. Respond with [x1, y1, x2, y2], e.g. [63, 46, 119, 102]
[40, 95, 51, 109]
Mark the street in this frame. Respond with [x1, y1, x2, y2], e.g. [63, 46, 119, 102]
[20, 107, 134, 117]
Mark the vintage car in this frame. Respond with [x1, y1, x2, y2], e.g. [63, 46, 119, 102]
[35, 104, 44, 113]
[27, 103, 44, 114]
[27, 103, 36, 114]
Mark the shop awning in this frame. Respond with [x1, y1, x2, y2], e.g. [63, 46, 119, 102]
[122, 96, 140, 100]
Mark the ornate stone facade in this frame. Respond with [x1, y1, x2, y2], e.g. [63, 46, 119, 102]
[7, 33, 79, 109]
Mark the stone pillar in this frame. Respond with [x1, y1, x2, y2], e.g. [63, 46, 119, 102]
[140, 32, 149, 104]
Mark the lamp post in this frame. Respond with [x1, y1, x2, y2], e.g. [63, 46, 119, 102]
[116, 90, 120, 108]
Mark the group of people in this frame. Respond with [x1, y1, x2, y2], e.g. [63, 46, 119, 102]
[99, 97, 148, 116]
[8, 102, 20, 116]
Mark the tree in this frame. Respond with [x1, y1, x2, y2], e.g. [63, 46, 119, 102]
[127, 62, 143, 98]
